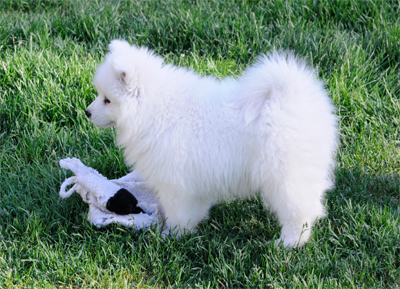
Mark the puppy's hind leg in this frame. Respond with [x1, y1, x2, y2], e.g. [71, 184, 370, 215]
[261, 179, 326, 248]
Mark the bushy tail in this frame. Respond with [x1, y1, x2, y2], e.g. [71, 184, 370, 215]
[238, 52, 326, 124]
[238, 52, 339, 195]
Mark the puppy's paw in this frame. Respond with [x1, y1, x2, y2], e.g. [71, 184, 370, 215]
[274, 233, 309, 248]
[161, 228, 182, 239]
[274, 237, 299, 248]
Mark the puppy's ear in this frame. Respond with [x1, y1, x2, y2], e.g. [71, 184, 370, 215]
[108, 39, 131, 54]
[108, 40, 134, 85]
[113, 60, 133, 87]
[118, 71, 130, 85]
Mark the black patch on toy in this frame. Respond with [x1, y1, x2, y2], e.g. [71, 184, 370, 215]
[106, 188, 145, 215]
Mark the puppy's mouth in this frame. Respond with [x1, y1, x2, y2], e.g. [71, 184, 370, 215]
[85, 110, 116, 128]
[94, 121, 116, 128]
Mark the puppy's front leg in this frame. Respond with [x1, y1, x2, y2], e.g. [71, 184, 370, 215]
[159, 191, 212, 236]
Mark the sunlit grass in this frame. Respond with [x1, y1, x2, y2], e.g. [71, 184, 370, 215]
[0, 0, 399, 287]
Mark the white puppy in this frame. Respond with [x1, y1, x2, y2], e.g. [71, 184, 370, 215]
[86, 40, 338, 247]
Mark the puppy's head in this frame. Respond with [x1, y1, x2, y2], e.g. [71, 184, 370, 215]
[85, 40, 163, 128]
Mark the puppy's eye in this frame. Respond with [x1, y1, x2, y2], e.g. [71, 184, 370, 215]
[104, 97, 111, 104]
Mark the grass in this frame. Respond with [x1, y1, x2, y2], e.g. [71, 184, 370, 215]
[0, 0, 400, 287]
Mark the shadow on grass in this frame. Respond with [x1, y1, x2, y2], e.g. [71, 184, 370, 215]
[0, 166, 399, 287]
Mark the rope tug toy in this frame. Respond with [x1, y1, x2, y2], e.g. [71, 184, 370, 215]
[59, 158, 163, 229]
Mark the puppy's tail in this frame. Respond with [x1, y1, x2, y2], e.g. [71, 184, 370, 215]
[238, 52, 328, 124]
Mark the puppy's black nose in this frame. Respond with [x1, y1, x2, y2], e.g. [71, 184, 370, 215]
[85, 110, 91, 118]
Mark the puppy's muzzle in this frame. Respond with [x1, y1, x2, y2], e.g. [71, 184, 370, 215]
[85, 110, 91, 118]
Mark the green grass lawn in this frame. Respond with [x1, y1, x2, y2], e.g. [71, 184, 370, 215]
[0, 0, 400, 287]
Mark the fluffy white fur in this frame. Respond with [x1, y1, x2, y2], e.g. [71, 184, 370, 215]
[86, 40, 338, 247]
